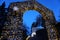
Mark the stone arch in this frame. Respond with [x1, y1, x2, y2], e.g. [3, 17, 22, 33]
[8, 1, 58, 40]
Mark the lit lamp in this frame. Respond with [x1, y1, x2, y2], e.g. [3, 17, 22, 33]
[13, 6, 19, 11]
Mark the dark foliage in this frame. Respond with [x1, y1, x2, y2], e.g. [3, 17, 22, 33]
[0, 2, 7, 36]
[55, 22, 60, 38]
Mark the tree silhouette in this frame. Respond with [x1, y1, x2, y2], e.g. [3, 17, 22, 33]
[0, 2, 7, 36]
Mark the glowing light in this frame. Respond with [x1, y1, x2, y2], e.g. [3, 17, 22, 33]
[13, 6, 19, 11]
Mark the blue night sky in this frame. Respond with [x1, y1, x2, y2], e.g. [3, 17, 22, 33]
[0, 0, 60, 35]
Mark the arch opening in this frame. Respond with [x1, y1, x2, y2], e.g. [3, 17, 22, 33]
[23, 10, 46, 36]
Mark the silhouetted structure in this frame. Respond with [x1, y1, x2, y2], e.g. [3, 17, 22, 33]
[36, 29, 48, 40]
[30, 16, 48, 40]
[28, 29, 48, 40]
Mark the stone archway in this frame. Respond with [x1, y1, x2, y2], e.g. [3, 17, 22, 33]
[8, 0, 58, 40]
[0, 0, 58, 40]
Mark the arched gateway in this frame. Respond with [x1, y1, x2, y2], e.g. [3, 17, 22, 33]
[0, 0, 59, 40]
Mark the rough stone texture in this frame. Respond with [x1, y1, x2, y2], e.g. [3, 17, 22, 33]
[0, 0, 59, 40]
